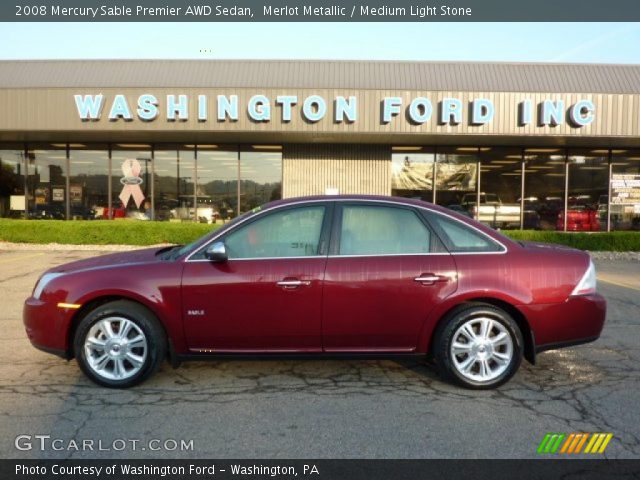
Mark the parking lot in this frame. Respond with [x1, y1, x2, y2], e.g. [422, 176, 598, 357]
[0, 248, 639, 459]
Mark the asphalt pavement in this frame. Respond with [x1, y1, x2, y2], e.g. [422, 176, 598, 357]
[0, 249, 638, 459]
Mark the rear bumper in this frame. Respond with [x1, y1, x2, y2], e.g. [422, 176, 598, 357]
[23, 297, 73, 359]
[518, 293, 606, 349]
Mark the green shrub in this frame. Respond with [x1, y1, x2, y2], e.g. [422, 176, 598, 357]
[0, 219, 217, 246]
[503, 230, 640, 251]
[0, 219, 639, 250]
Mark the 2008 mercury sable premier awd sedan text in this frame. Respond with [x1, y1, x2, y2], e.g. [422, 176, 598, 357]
[24, 196, 606, 389]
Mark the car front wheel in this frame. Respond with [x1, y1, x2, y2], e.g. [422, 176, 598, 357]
[73, 300, 166, 388]
[434, 304, 523, 389]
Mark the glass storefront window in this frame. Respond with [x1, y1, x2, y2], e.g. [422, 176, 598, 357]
[68, 145, 109, 220]
[26, 145, 68, 220]
[240, 146, 282, 214]
[153, 146, 196, 222]
[479, 148, 525, 229]
[611, 149, 640, 231]
[435, 147, 479, 214]
[0, 144, 26, 218]
[524, 148, 566, 230]
[196, 146, 239, 223]
[567, 149, 608, 231]
[111, 145, 152, 220]
[177, 146, 197, 222]
[391, 147, 435, 201]
[153, 146, 180, 221]
[3, 142, 631, 232]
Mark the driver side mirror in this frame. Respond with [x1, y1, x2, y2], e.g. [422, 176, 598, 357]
[204, 241, 228, 262]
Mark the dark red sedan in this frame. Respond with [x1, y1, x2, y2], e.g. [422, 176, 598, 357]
[24, 196, 606, 389]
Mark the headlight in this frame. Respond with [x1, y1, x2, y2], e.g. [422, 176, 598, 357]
[33, 273, 64, 300]
[570, 260, 597, 296]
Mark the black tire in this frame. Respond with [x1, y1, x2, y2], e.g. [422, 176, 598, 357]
[433, 303, 523, 389]
[73, 300, 167, 388]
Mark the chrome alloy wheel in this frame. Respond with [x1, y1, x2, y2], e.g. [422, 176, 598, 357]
[450, 317, 514, 383]
[83, 317, 148, 381]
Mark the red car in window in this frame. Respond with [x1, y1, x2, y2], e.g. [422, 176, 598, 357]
[557, 205, 601, 231]
[557, 196, 601, 232]
[24, 196, 606, 389]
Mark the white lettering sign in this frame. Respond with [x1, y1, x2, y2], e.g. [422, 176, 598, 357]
[74, 94, 596, 128]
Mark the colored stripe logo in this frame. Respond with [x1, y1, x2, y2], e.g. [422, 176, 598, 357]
[538, 433, 613, 454]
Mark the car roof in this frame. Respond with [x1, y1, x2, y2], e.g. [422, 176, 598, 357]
[263, 194, 451, 212]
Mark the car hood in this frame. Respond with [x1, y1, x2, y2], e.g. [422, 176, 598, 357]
[48, 246, 171, 274]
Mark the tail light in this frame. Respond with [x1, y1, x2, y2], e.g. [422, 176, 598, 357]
[570, 260, 597, 296]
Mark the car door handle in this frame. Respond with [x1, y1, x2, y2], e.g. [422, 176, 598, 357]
[414, 274, 450, 285]
[277, 279, 311, 289]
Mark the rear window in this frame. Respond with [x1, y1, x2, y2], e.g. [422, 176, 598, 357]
[428, 213, 504, 253]
[339, 205, 433, 256]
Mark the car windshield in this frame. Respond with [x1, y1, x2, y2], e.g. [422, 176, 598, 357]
[160, 208, 258, 260]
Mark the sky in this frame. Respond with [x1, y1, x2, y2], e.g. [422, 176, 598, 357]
[0, 22, 639, 63]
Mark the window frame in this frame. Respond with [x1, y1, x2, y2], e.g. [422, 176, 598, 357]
[189, 202, 334, 261]
[329, 201, 445, 257]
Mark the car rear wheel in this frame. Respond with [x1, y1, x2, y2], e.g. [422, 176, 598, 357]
[433, 303, 523, 389]
[73, 300, 166, 388]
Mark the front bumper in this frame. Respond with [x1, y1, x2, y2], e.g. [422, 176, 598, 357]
[518, 293, 607, 350]
[23, 297, 74, 359]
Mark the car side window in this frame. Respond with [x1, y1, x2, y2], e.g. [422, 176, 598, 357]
[338, 205, 432, 255]
[428, 213, 503, 253]
[223, 206, 326, 259]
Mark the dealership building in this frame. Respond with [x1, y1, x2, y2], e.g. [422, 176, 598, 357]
[0, 59, 639, 230]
